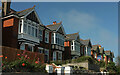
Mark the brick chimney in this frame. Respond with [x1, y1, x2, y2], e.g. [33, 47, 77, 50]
[2, 0, 11, 17]
[53, 21, 56, 24]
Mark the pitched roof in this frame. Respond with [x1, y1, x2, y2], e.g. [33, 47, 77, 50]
[99, 47, 104, 54]
[46, 22, 63, 31]
[105, 50, 111, 56]
[66, 32, 79, 41]
[80, 39, 92, 47]
[16, 6, 35, 17]
[91, 45, 99, 51]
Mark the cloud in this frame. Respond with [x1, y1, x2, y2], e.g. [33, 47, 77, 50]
[57, 9, 118, 56]
[58, 10, 98, 33]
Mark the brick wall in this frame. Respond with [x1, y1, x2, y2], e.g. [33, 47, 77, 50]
[2, 16, 19, 49]
[1, 46, 44, 63]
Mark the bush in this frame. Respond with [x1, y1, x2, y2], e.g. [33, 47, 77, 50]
[2, 55, 47, 72]
[99, 60, 105, 68]
[72, 56, 98, 64]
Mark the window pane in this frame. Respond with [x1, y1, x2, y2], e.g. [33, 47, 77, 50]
[28, 26, 31, 35]
[32, 27, 34, 37]
[20, 44, 25, 50]
[24, 24, 27, 33]
[35, 29, 37, 37]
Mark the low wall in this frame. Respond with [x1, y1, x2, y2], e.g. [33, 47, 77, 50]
[64, 61, 100, 72]
[0, 46, 44, 63]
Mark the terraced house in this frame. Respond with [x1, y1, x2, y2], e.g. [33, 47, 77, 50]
[46, 21, 66, 61]
[104, 50, 114, 64]
[2, 1, 52, 62]
[1, 1, 115, 64]
[91, 45, 100, 59]
[64, 32, 80, 60]
[80, 39, 92, 56]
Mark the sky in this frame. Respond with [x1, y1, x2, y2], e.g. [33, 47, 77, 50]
[0, 2, 118, 62]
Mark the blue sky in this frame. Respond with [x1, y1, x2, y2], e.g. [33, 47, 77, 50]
[1, 2, 118, 62]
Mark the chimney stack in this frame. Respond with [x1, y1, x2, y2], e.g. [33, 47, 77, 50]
[2, 0, 11, 17]
[53, 21, 57, 24]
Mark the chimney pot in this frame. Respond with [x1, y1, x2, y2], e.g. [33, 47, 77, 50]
[53, 21, 56, 24]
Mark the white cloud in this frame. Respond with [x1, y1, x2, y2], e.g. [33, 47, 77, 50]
[57, 10, 118, 56]
[58, 10, 99, 33]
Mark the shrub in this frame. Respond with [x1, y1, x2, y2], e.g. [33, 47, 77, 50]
[99, 60, 105, 68]
[2, 54, 47, 72]
[72, 56, 98, 64]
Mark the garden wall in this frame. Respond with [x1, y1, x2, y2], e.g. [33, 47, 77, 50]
[0, 46, 44, 63]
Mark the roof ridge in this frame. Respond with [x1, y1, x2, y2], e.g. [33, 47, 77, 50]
[46, 22, 61, 27]
[67, 32, 79, 35]
[17, 5, 35, 14]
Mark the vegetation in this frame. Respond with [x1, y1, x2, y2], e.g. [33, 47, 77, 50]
[72, 56, 98, 64]
[106, 62, 116, 73]
[1, 53, 47, 73]
[99, 60, 105, 68]
[50, 59, 71, 65]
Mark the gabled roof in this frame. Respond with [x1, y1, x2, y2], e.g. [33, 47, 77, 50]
[66, 32, 79, 41]
[99, 47, 104, 54]
[46, 21, 66, 35]
[105, 50, 111, 56]
[91, 45, 99, 51]
[16, 6, 35, 17]
[80, 39, 92, 47]
[46, 23, 61, 31]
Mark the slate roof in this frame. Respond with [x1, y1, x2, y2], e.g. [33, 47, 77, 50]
[80, 39, 92, 47]
[65, 32, 79, 41]
[2, 6, 35, 17]
[16, 6, 35, 17]
[46, 23, 61, 31]
[105, 50, 111, 56]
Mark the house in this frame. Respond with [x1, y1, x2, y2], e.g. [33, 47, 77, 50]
[64, 32, 80, 60]
[80, 39, 92, 56]
[2, 1, 52, 62]
[46, 21, 66, 61]
[99, 46, 105, 61]
[104, 50, 114, 64]
[80, 39, 85, 56]
[91, 45, 100, 59]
